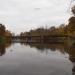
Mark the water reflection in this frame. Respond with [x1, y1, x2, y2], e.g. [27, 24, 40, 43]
[0, 42, 75, 75]
[21, 43, 66, 53]
[0, 43, 11, 56]
[68, 46, 75, 75]
[21, 42, 75, 75]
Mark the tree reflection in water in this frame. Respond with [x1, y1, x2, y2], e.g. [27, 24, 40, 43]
[67, 46, 75, 75]
[0, 41, 75, 74]
[21, 43, 66, 54]
[0, 43, 11, 56]
[20, 42, 75, 75]
[0, 44, 5, 56]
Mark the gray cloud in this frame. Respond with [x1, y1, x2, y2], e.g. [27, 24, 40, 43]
[0, 0, 71, 34]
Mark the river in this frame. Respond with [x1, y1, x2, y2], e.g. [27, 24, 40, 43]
[0, 42, 74, 75]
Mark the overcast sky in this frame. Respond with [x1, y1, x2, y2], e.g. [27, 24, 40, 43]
[0, 0, 72, 34]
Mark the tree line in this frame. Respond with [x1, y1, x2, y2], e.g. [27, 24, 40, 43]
[20, 6, 75, 38]
[0, 5, 75, 43]
[0, 24, 12, 43]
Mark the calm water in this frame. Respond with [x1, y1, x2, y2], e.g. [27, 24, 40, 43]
[0, 43, 74, 75]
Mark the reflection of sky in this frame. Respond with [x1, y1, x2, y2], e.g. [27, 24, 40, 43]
[0, 43, 72, 75]
[0, 0, 71, 34]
